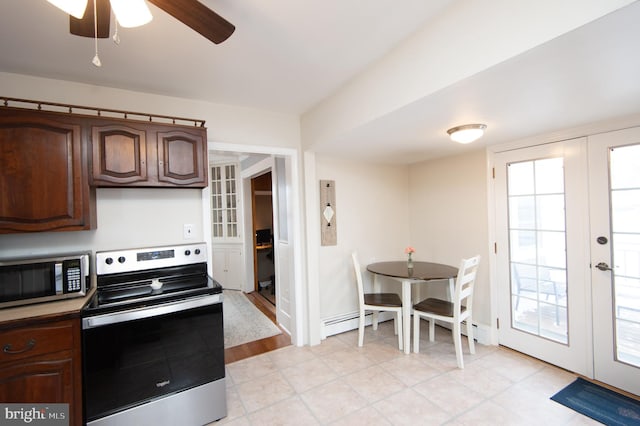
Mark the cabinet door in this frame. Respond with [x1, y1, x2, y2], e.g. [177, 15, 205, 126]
[0, 110, 95, 233]
[226, 247, 244, 290]
[91, 124, 148, 185]
[0, 352, 74, 402]
[156, 129, 207, 187]
[212, 247, 243, 290]
[211, 164, 240, 240]
[212, 248, 229, 287]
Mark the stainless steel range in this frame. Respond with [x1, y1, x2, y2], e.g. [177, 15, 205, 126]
[81, 243, 226, 426]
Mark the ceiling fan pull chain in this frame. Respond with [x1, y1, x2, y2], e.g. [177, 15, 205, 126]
[92, 0, 102, 67]
[112, 18, 120, 45]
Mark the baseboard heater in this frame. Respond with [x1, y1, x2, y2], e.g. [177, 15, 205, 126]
[321, 311, 487, 344]
[320, 310, 395, 339]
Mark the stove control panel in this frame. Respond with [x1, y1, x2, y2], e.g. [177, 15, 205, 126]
[96, 243, 208, 275]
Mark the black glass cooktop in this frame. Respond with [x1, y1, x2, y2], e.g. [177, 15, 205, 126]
[83, 262, 222, 316]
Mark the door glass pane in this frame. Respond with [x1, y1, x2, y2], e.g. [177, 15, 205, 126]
[609, 144, 640, 367]
[507, 158, 568, 344]
[509, 196, 535, 229]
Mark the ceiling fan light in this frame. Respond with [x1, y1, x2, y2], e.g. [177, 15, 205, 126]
[447, 124, 487, 144]
[110, 0, 153, 28]
[47, 0, 88, 19]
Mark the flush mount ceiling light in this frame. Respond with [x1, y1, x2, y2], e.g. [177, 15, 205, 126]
[447, 124, 487, 144]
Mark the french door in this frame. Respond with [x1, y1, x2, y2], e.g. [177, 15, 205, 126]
[495, 129, 640, 395]
[495, 139, 592, 376]
[589, 128, 640, 395]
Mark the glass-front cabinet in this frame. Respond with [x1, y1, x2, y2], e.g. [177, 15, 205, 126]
[210, 164, 240, 241]
[210, 162, 244, 290]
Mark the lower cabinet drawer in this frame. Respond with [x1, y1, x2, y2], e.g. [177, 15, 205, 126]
[0, 321, 74, 363]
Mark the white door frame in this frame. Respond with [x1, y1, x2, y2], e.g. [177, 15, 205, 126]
[204, 142, 305, 346]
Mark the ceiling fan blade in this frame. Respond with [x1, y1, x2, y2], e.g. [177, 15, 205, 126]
[147, 0, 235, 44]
[69, 0, 111, 38]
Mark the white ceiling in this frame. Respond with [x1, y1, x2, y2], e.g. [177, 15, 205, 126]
[1, 1, 640, 164]
[321, 1, 640, 163]
[0, 0, 454, 113]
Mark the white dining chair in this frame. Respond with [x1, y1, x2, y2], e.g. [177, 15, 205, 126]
[352, 252, 403, 350]
[412, 255, 481, 368]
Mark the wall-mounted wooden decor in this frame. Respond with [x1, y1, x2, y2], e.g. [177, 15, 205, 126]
[320, 180, 337, 246]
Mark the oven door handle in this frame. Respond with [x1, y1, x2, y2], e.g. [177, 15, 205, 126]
[82, 293, 222, 329]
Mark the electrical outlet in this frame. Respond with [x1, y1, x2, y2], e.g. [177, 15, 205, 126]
[183, 224, 194, 239]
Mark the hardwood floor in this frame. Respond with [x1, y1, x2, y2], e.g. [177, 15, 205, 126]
[224, 291, 291, 364]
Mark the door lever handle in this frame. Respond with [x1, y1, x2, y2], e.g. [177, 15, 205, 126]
[595, 262, 613, 271]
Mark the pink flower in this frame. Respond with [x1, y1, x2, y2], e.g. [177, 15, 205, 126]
[405, 246, 415, 254]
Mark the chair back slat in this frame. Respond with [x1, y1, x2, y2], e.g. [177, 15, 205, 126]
[352, 252, 366, 306]
[453, 255, 481, 317]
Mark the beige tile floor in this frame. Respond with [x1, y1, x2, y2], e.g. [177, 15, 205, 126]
[216, 321, 599, 425]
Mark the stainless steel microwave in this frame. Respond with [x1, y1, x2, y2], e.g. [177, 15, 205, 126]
[0, 252, 91, 309]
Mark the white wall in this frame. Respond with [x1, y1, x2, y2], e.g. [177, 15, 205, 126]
[0, 72, 300, 258]
[312, 149, 492, 333]
[0, 188, 203, 258]
[315, 155, 410, 320]
[408, 149, 491, 326]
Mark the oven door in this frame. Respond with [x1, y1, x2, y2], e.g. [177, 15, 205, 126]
[82, 294, 225, 424]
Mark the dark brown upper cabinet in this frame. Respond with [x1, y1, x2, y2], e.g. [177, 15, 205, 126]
[90, 122, 207, 188]
[91, 124, 148, 185]
[0, 101, 208, 234]
[157, 129, 207, 186]
[0, 108, 96, 234]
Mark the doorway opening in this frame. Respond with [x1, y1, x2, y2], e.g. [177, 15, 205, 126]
[206, 144, 302, 348]
[252, 172, 276, 306]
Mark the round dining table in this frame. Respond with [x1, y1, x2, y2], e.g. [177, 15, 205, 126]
[366, 261, 458, 354]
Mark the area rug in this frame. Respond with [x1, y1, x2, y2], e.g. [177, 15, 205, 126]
[551, 377, 640, 425]
[222, 290, 282, 348]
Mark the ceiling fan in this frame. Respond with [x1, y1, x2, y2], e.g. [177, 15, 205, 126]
[49, 0, 235, 44]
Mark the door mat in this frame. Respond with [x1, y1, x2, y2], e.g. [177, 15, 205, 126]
[550, 377, 640, 425]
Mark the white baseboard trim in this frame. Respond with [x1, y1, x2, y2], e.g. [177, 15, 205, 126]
[320, 311, 492, 345]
